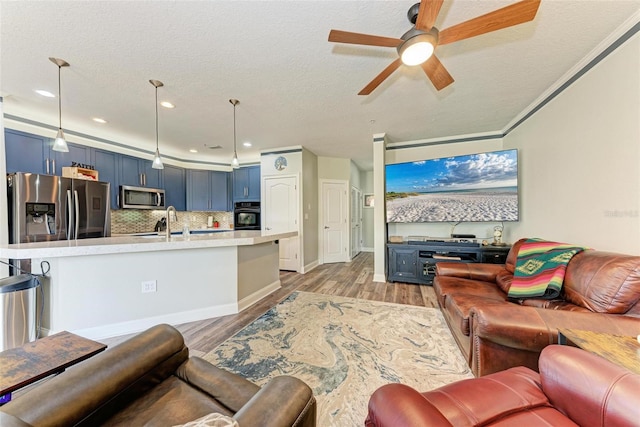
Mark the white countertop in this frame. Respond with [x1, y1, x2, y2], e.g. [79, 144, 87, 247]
[0, 230, 297, 259]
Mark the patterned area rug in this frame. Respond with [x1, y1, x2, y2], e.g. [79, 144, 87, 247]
[203, 291, 472, 426]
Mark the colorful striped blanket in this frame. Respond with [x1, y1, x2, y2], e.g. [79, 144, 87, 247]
[508, 238, 588, 300]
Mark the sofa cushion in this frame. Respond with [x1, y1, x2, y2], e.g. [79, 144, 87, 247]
[495, 270, 512, 293]
[445, 293, 507, 336]
[102, 376, 234, 427]
[563, 251, 640, 314]
[505, 238, 526, 274]
[434, 276, 506, 307]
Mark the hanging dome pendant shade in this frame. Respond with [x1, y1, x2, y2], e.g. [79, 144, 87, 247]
[49, 57, 70, 152]
[150, 79, 164, 170]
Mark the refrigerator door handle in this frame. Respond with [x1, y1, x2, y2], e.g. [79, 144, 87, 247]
[66, 189, 73, 240]
[74, 190, 80, 240]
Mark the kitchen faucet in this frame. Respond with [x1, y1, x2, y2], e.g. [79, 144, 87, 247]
[166, 206, 177, 237]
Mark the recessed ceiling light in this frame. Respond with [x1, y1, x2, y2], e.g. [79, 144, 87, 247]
[189, 149, 198, 153]
[160, 101, 175, 109]
[243, 142, 252, 147]
[35, 89, 55, 98]
[92, 117, 107, 124]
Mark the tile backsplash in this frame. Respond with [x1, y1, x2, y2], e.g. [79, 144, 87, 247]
[111, 210, 233, 234]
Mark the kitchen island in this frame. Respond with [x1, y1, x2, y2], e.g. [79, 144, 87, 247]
[0, 231, 296, 340]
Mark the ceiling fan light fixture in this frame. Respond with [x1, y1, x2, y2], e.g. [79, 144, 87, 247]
[398, 32, 437, 66]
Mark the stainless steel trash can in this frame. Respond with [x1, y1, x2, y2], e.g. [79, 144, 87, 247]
[0, 274, 38, 351]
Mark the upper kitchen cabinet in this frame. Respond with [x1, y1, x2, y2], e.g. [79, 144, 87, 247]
[119, 154, 162, 189]
[232, 165, 260, 202]
[187, 170, 231, 211]
[5, 129, 90, 175]
[163, 164, 186, 211]
[92, 148, 120, 210]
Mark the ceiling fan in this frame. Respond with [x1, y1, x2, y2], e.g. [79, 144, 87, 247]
[328, 0, 541, 95]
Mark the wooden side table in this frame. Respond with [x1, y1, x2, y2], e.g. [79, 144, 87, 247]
[0, 331, 106, 403]
[558, 328, 640, 374]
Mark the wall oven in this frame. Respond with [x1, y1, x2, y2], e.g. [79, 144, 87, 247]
[234, 201, 261, 230]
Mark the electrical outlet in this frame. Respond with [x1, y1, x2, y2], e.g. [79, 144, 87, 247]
[141, 280, 157, 293]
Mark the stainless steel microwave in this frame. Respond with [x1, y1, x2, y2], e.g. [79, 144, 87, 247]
[120, 185, 165, 209]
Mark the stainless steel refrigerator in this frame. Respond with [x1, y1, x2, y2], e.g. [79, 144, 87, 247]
[7, 172, 111, 246]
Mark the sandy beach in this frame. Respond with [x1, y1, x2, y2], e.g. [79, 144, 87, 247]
[386, 191, 518, 222]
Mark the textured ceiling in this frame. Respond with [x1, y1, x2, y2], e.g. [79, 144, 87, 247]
[2, 1, 639, 171]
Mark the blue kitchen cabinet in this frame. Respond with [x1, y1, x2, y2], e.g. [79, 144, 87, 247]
[92, 148, 120, 209]
[187, 170, 230, 211]
[5, 129, 89, 175]
[119, 154, 162, 188]
[210, 171, 231, 211]
[5, 129, 47, 174]
[232, 165, 260, 202]
[163, 164, 186, 211]
[50, 142, 91, 175]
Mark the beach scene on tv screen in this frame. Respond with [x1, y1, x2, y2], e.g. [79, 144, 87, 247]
[386, 149, 518, 223]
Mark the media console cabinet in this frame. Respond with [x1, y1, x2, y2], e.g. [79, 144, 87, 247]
[387, 241, 511, 285]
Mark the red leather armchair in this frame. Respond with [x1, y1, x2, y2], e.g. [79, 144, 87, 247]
[365, 345, 640, 427]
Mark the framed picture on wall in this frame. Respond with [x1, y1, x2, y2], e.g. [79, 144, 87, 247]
[364, 194, 374, 208]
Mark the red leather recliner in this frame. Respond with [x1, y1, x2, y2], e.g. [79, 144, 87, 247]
[365, 345, 640, 427]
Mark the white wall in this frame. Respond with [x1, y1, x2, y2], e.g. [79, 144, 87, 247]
[361, 170, 374, 250]
[504, 33, 640, 254]
[302, 148, 319, 267]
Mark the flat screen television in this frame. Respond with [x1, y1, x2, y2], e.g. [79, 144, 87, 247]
[385, 149, 518, 223]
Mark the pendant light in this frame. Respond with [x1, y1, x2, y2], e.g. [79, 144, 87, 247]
[149, 79, 164, 169]
[230, 99, 240, 168]
[49, 57, 70, 152]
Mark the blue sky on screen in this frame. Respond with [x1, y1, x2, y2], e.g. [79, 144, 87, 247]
[386, 149, 518, 193]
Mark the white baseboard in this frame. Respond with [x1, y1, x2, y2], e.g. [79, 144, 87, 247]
[301, 260, 319, 274]
[373, 273, 386, 283]
[63, 303, 239, 341]
[238, 280, 281, 312]
[361, 247, 374, 252]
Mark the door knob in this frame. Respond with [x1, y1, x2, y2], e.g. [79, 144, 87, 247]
[324, 226, 329, 229]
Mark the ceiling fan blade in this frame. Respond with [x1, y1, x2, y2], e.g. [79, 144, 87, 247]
[438, 0, 541, 45]
[329, 29, 402, 48]
[358, 58, 402, 95]
[415, 0, 444, 32]
[421, 55, 454, 91]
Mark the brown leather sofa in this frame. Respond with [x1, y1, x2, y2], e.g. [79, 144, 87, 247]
[0, 324, 316, 427]
[365, 345, 640, 426]
[434, 238, 640, 376]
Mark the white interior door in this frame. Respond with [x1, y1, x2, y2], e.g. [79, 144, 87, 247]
[264, 175, 299, 271]
[321, 180, 348, 263]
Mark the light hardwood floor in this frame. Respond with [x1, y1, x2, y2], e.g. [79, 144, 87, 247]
[174, 252, 438, 355]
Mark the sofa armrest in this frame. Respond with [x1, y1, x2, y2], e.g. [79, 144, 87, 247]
[175, 356, 260, 412]
[234, 376, 316, 427]
[436, 262, 505, 282]
[472, 304, 640, 351]
[365, 384, 453, 427]
[469, 304, 640, 375]
[540, 345, 640, 427]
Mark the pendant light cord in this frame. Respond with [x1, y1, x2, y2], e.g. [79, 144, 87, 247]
[57, 65, 62, 129]
[155, 85, 159, 150]
[233, 102, 237, 155]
